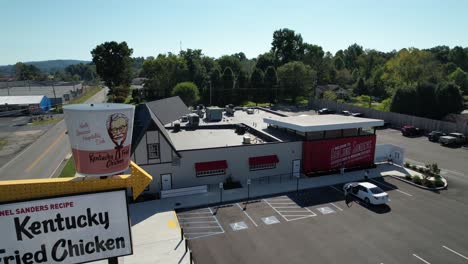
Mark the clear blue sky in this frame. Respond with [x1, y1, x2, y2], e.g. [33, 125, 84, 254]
[1, 0, 467, 65]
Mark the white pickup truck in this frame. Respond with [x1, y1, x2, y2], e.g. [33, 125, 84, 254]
[439, 133, 466, 146]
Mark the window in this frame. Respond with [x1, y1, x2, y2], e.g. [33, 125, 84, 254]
[147, 143, 160, 159]
[250, 163, 276, 171]
[196, 169, 226, 177]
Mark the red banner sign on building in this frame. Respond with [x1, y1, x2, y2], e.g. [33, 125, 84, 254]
[302, 135, 376, 173]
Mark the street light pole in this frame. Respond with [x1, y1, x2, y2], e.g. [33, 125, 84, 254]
[244, 179, 251, 211]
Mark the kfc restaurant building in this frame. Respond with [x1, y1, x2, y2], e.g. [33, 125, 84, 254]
[130, 97, 397, 198]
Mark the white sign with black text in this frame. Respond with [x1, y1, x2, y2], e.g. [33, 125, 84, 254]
[0, 190, 132, 264]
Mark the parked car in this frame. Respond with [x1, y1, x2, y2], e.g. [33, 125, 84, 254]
[401, 125, 421, 137]
[341, 110, 351, 116]
[351, 112, 364, 117]
[428, 131, 446, 142]
[343, 182, 389, 205]
[439, 132, 466, 146]
[318, 108, 335, 115]
[246, 108, 254, 114]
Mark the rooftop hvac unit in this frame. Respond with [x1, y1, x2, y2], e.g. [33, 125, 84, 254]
[243, 135, 251, 144]
[173, 122, 181, 132]
[188, 113, 199, 127]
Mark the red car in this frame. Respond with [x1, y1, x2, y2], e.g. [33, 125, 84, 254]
[401, 125, 421, 137]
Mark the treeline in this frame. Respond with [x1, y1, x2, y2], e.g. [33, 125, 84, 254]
[87, 28, 467, 118]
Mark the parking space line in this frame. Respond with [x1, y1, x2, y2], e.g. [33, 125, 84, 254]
[267, 202, 297, 205]
[183, 226, 222, 229]
[370, 179, 413, 197]
[330, 185, 344, 194]
[208, 207, 225, 233]
[178, 212, 213, 215]
[179, 221, 217, 224]
[236, 203, 258, 227]
[179, 216, 215, 219]
[412, 254, 431, 264]
[442, 245, 468, 260]
[329, 203, 343, 211]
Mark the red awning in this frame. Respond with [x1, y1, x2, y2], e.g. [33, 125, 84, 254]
[249, 155, 279, 166]
[195, 160, 228, 171]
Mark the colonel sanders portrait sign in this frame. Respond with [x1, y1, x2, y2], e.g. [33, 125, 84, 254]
[63, 104, 135, 176]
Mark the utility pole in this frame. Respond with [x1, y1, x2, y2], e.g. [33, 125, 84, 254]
[209, 80, 212, 106]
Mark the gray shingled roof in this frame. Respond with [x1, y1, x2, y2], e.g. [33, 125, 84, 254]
[145, 96, 190, 125]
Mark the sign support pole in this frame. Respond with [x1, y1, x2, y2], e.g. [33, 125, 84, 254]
[108, 257, 119, 264]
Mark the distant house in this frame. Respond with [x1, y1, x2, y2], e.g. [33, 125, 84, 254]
[316, 84, 348, 99]
[0, 95, 51, 115]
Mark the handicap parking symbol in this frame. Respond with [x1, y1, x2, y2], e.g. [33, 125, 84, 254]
[317, 206, 336, 215]
[230, 221, 248, 231]
[262, 216, 280, 225]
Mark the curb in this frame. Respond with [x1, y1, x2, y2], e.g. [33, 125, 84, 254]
[388, 175, 447, 191]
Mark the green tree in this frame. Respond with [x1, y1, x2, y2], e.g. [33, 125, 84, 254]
[222, 67, 235, 105]
[334, 57, 345, 70]
[448, 68, 468, 94]
[172, 82, 200, 106]
[210, 68, 222, 106]
[15, 62, 41, 80]
[91, 41, 133, 97]
[381, 48, 441, 93]
[436, 82, 464, 117]
[277, 61, 316, 104]
[415, 82, 438, 118]
[271, 28, 304, 65]
[250, 68, 264, 103]
[141, 53, 189, 99]
[217, 55, 241, 75]
[256, 52, 275, 72]
[323, 90, 337, 101]
[390, 87, 417, 115]
[264, 66, 278, 105]
[343, 43, 364, 70]
[353, 77, 369, 95]
[448, 46, 468, 71]
[65, 63, 97, 82]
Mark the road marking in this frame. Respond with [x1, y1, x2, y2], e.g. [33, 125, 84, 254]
[330, 202, 343, 211]
[208, 207, 225, 233]
[179, 216, 215, 219]
[236, 203, 258, 227]
[370, 179, 413, 197]
[0, 121, 66, 172]
[412, 254, 431, 264]
[330, 185, 344, 194]
[179, 221, 217, 224]
[25, 131, 66, 173]
[182, 226, 221, 229]
[442, 245, 468, 260]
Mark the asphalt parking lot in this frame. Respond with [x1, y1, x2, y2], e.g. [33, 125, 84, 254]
[177, 177, 468, 264]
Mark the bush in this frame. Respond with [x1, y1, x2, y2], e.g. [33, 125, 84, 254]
[434, 178, 445, 187]
[405, 175, 413, 180]
[423, 179, 434, 188]
[113, 96, 126, 103]
[404, 162, 410, 168]
[413, 176, 422, 185]
[410, 164, 417, 170]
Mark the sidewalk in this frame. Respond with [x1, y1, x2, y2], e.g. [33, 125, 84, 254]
[144, 163, 406, 212]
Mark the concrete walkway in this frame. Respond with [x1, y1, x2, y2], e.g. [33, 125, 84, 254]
[94, 163, 410, 264]
[147, 163, 407, 212]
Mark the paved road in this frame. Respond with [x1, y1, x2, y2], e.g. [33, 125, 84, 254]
[182, 178, 468, 264]
[376, 128, 468, 204]
[0, 88, 108, 180]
